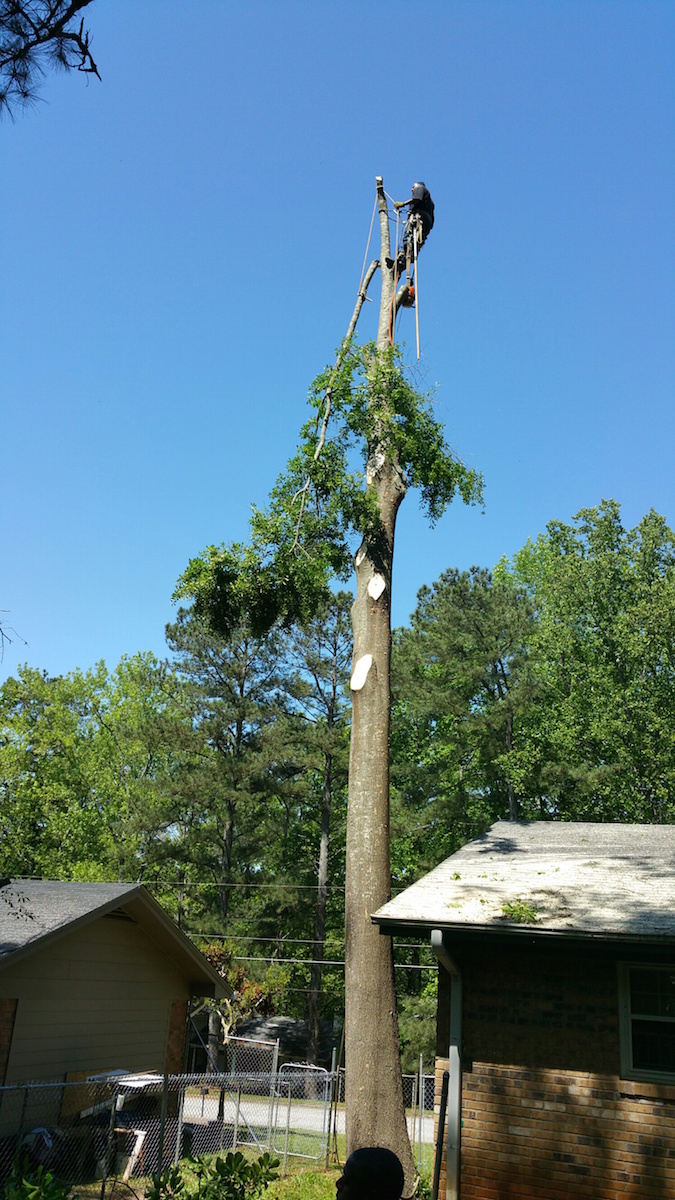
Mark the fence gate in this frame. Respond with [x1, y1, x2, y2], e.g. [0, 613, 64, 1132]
[272, 1063, 331, 1168]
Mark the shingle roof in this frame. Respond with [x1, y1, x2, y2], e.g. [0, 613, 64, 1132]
[0, 880, 229, 997]
[373, 821, 675, 941]
[0, 881, 138, 958]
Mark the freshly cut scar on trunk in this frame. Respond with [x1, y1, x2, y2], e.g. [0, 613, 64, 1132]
[350, 653, 373, 691]
[367, 574, 386, 600]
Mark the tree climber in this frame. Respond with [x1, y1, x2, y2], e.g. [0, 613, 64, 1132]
[396, 181, 435, 279]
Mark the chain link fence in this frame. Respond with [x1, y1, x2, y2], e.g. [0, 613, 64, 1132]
[0, 1060, 435, 1191]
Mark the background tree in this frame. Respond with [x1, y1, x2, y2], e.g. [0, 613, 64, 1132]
[391, 567, 534, 870]
[284, 592, 351, 1065]
[0, 0, 99, 117]
[161, 608, 293, 931]
[390, 502, 675, 839]
[175, 175, 482, 1182]
[0, 653, 180, 879]
[504, 500, 675, 820]
[397, 977, 438, 1076]
[196, 941, 289, 1072]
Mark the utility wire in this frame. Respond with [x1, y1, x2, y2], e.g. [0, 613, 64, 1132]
[194, 933, 431, 951]
[231, 954, 434, 970]
[144, 881, 349, 891]
[144, 881, 410, 895]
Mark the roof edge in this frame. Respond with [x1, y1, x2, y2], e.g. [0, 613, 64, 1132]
[373, 915, 675, 946]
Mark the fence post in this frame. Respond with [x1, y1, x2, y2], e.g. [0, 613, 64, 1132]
[267, 1039, 280, 1150]
[174, 1080, 185, 1165]
[99, 1084, 119, 1200]
[156, 1072, 169, 1179]
[14, 1087, 29, 1167]
[232, 1083, 241, 1152]
[418, 1055, 424, 1171]
[325, 1047, 337, 1168]
[282, 1082, 292, 1174]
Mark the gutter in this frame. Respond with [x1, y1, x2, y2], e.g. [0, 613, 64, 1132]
[431, 929, 461, 1200]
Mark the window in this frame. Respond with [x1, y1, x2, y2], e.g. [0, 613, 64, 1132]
[619, 964, 675, 1082]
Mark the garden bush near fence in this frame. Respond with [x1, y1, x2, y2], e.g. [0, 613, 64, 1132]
[1, 1150, 280, 1200]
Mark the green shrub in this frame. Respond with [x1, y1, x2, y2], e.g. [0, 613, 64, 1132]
[146, 1152, 280, 1200]
[2, 1159, 75, 1200]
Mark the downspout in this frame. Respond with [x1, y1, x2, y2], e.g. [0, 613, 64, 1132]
[431, 929, 462, 1200]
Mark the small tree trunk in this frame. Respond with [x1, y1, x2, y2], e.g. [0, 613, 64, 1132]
[344, 177, 415, 1186]
[207, 1007, 220, 1073]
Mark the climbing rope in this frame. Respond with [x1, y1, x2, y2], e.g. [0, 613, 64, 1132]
[414, 224, 420, 359]
[388, 205, 402, 346]
[357, 194, 378, 296]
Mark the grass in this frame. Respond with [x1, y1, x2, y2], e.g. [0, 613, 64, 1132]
[267, 1166, 340, 1200]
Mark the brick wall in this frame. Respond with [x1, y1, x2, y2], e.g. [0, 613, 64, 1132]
[434, 1054, 450, 1199]
[164, 998, 189, 1074]
[434, 940, 675, 1199]
[0, 999, 17, 1085]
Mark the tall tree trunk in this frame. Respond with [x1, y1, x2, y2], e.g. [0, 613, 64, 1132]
[505, 711, 519, 820]
[345, 177, 415, 1185]
[307, 749, 332, 1066]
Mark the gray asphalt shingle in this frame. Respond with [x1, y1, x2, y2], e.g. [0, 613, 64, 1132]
[373, 820, 675, 940]
[0, 880, 139, 958]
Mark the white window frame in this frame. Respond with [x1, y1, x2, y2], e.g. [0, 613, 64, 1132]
[618, 962, 675, 1084]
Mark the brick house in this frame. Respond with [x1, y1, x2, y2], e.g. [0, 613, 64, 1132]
[373, 821, 675, 1200]
[0, 881, 227, 1088]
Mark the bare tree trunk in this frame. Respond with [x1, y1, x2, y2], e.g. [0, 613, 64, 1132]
[307, 750, 332, 1067]
[207, 1007, 220, 1073]
[505, 712, 519, 820]
[344, 177, 415, 1186]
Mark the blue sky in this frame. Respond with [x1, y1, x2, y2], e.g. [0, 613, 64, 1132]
[2, 0, 673, 681]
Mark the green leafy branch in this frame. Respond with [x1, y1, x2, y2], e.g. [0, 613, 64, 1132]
[501, 898, 539, 924]
[175, 344, 482, 638]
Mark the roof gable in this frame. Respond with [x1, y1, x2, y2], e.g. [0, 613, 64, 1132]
[0, 881, 228, 997]
[0, 881, 139, 958]
[373, 821, 675, 941]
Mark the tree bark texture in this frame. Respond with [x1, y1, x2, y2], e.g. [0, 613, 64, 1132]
[345, 177, 415, 1185]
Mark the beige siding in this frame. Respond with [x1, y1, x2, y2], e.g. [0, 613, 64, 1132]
[0, 915, 191, 1085]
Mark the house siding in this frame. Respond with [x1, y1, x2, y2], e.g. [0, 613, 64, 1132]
[434, 940, 675, 1200]
[0, 915, 191, 1085]
[0, 999, 17, 1085]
